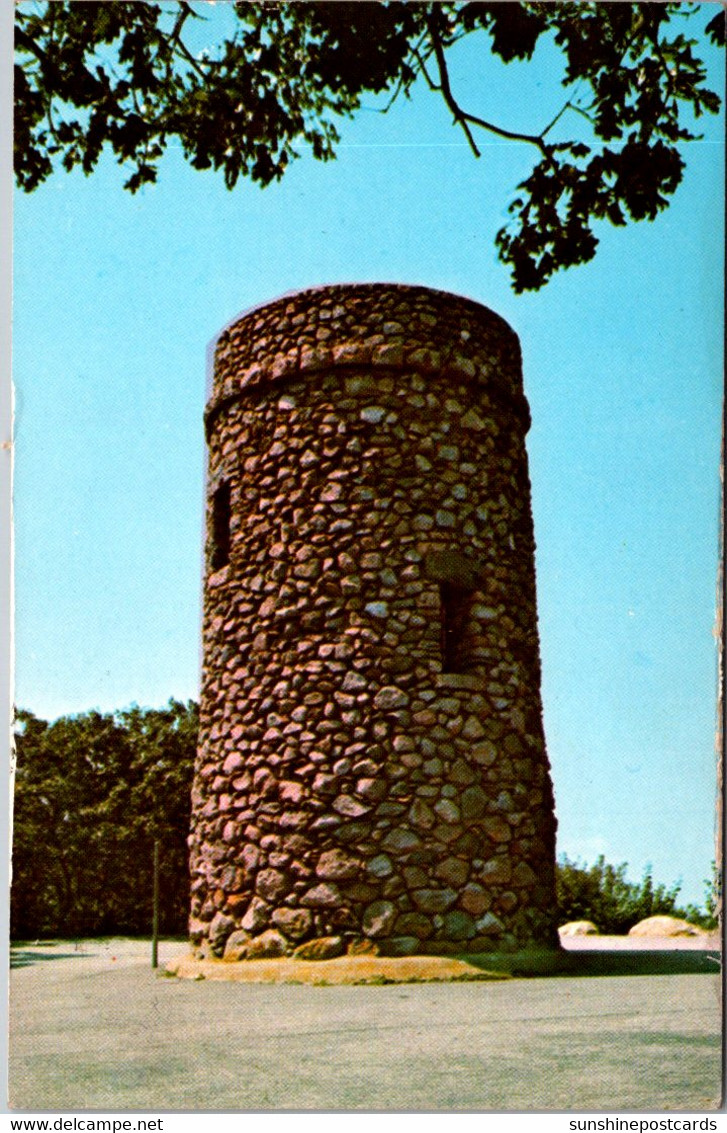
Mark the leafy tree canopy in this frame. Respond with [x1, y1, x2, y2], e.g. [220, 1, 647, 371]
[11, 700, 198, 938]
[15, 1, 724, 290]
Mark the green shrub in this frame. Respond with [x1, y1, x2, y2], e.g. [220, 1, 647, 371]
[556, 854, 719, 934]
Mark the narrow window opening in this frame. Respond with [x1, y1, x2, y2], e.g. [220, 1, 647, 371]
[440, 582, 473, 674]
[210, 481, 231, 570]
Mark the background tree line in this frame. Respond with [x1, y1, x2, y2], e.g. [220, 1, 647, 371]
[10, 700, 716, 939]
[11, 700, 198, 938]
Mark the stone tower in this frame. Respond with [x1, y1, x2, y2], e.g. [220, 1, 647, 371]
[189, 283, 558, 959]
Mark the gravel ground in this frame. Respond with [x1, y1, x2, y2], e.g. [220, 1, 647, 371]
[8, 937, 723, 1112]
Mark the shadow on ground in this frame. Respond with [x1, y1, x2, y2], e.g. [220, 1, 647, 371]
[10, 935, 189, 970]
[10, 949, 97, 969]
[11, 937, 721, 979]
[461, 948, 721, 977]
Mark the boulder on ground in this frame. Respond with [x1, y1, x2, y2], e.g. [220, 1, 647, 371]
[245, 929, 288, 959]
[222, 930, 251, 961]
[292, 936, 345, 961]
[208, 911, 236, 955]
[558, 921, 599, 936]
[628, 915, 704, 937]
[347, 938, 380, 956]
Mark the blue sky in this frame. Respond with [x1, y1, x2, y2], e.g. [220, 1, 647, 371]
[11, 5, 724, 906]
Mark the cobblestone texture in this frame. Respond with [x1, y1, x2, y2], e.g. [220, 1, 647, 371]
[189, 283, 558, 958]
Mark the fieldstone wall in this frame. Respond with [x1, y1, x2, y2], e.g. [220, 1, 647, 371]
[189, 283, 558, 960]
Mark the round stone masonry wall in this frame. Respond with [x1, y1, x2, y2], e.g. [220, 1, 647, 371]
[189, 283, 559, 960]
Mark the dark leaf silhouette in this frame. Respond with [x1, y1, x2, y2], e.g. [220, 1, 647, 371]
[14, 2, 722, 290]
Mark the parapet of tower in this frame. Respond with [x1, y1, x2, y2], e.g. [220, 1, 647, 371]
[189, 283, 558, 960]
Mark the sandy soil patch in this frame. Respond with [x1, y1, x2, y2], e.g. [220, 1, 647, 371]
[166, 951, 513, 984]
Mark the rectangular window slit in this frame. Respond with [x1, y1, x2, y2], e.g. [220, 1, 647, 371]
[440, 582, 473, 674]
[211, 481, 231, 570]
